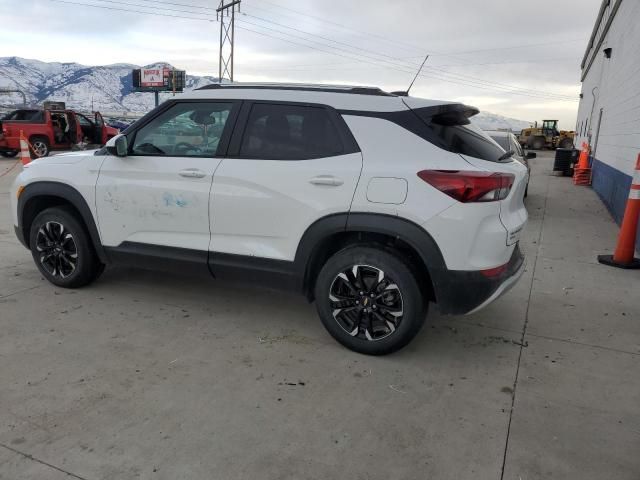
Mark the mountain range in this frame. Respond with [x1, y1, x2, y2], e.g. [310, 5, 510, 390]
[0, 56, 531, 131]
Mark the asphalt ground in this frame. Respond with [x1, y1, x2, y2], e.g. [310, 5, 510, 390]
[0, 151, 638, 479]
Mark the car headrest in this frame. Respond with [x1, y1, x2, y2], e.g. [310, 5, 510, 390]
[190, 111, 216, 126]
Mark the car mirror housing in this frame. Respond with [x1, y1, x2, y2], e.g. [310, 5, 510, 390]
[106, 134, 128, 157]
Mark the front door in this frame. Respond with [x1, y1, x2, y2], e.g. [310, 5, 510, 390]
[210, 101, 363, 263]
[95, 100, 238, 252]
[94, 112, 105, 144]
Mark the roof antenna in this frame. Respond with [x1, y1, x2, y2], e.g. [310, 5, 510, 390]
[405, 55, 429, 96]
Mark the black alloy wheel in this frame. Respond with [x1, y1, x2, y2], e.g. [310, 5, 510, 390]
[35, 221, 78, 278]
[29, 207, 104, 288]
[329, 264, 404, 341]
[315, 246, 427, 355]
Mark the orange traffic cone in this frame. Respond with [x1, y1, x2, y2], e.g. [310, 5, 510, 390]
[598, 153, 640, 269]
[574, 142, 592, 186]
[19, 130, 31, 166]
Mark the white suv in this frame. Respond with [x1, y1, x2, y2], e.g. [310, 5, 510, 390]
[11, 83, 528, 355]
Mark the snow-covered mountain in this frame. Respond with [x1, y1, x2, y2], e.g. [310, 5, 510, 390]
[0, 56, 531, 131]
[470, 111, 531, 133]
[0, 57, 220, 114]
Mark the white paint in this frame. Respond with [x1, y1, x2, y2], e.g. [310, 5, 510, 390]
[575, 0, 640, 177]
[95, 155, 220, 250]
[209, 153, 363, 261]
[366, 177, 408, 204]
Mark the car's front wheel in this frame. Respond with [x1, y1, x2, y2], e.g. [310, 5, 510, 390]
[314, 246, 427, 355]
[29, 207, 104, 288]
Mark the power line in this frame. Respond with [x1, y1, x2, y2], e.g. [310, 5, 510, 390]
[233, 15, 577, 100]
[45, 0, 578, 101]
[50, 0, 213, 21]
[245, 0, 428, 54]
[245, 0, 582, 59]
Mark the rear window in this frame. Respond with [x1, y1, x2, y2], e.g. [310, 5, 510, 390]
[489, 135, 510, 151]
[2, 110, 44, 122]
[406, 107, 507, 162]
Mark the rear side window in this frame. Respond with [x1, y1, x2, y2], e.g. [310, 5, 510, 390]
[239, 103, 344, 160]
[430, 122, 505, 162]
[376, 106, 507, 163]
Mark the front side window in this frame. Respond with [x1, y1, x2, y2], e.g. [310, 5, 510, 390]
[239, 103, 344, 160]
[131, 102, 233, 157]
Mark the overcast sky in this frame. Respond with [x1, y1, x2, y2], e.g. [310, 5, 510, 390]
[0, 0, 603, 127]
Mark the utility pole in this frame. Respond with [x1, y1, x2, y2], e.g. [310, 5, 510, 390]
[217, 0, 241, 82]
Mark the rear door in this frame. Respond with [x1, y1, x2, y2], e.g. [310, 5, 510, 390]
[95, 100, 238, 251]
[209, 101, 362, 262]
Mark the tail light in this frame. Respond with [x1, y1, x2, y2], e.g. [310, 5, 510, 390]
[417, 170, 515, 203]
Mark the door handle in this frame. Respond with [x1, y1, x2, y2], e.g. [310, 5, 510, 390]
[179, 169, 207, 179]
[309, 175, 344, 186]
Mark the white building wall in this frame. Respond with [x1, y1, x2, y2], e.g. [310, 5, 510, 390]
[575, 0, 640, 177]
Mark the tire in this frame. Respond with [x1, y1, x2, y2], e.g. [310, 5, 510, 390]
[29, 136, 49, 158]
[559, 138, 574, 149]
[314, 246, 427, 355]
[1, 151, 18, 158]
[29, 207, 104, 288]
[531, 137, 545, 150]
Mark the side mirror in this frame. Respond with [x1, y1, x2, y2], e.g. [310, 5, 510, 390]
[526, 152, 537, 159]
[106, 134, 128, 157]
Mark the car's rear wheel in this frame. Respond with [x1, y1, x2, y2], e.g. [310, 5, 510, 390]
[1, 151, 18, 158]
[314, 246, 427, 355]
[29, 207, 104, 288]
[29, 136, 49, 158]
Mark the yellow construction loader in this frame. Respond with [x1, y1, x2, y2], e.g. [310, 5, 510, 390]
[519, 120, 575, 150]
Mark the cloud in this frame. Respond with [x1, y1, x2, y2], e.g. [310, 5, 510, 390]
[0, 0, 604, 127]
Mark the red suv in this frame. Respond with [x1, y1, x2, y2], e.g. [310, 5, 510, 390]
[0, 108, 118, 158]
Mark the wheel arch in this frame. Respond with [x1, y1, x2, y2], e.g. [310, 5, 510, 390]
[18, 181, 107, 263]
[295, 213, 447, 303]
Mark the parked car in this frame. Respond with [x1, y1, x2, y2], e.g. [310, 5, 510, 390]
[487, 130, 535, 197]
[0, 108, 118, 158]
[11, 83, 528, 355]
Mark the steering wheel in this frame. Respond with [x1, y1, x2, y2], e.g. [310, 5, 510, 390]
[174, 142, 202, 155]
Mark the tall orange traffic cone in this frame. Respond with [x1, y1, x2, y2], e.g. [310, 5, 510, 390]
[19, 130, 31, 166]
[598, 154, 640, 269]
[574, 142, 592, 186]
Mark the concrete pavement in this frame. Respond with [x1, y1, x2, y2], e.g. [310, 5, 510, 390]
[0, 152, 638, 479]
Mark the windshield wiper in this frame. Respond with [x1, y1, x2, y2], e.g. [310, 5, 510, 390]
[497, 150, 514, 162]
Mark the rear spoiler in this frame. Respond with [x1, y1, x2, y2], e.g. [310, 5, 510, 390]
[402, 100, 480, 126]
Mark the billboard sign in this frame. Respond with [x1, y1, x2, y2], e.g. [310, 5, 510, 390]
[141, 68, 165, 88]
[132, 68, 187, 92]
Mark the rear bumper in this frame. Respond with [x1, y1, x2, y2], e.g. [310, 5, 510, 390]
[433, 244, 525, 315]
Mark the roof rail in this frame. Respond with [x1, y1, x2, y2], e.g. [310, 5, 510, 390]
[195, 83, 395, 97]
